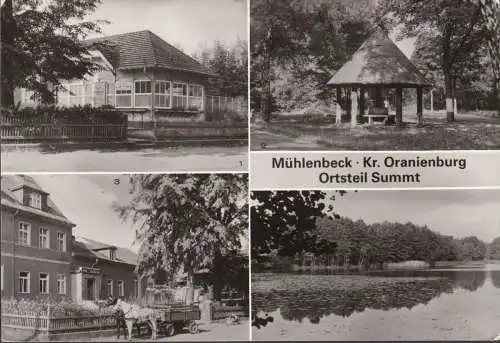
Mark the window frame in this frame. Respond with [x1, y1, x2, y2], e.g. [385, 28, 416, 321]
[18, 222, 31, 246]
[154, 80, 172, 109]
[188, 84, 204, 111]
[19, 271, 30, 294]
[107, 279, 113, 297]
[115, 81, 133, 108]
[56, 232, 66, 252]
[117, 280, 124, 297]
[39, 227, 50, 249]
[172, 82, 188, 109]
[134, 80, 152, 108]
[56, 273, 66, 295]
[29, 192, 42, 209]
[39, 272, 49, 294]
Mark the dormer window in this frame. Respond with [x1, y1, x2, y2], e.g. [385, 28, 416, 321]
[29, 192, 42, 209]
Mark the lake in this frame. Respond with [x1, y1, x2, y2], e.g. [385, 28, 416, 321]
[252, 263, 500, 341]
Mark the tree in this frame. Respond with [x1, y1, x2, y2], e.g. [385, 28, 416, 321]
[489, 236, 500, 260]
[1, 0, 106, 107]
[115, 174, 248, 303]
[250, 190, 346, 259]
[383, 0, 496, 121]
[194, 39, 248, 98]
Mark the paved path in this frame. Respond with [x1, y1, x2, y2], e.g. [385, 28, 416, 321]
[1, 147, 248, 173]
[74, 321, 249, 341]
[251, 130, 325, 151]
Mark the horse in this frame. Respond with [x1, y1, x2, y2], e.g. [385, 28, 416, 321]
[112, 298, 160, 340]
[106, 297, 142, 339]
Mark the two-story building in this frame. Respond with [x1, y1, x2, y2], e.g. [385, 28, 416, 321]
[71, 236, 147, 302]
[15, 30, 220, 123]
[1, 175, 75, 299]
[0, 176, 146, 302]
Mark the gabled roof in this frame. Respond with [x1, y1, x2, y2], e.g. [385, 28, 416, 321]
[1, 175, 75, 227]
[74, 236, 139, 266]
[327, 30, 431, 87]
[84, 30, 217, 77]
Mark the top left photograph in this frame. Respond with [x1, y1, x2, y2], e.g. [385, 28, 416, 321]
[1, 0, 249, 173]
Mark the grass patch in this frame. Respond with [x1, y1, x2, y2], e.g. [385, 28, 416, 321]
[253, 112, 500, 150]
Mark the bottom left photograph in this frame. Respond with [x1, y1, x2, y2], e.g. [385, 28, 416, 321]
[1, 173, 249, 342]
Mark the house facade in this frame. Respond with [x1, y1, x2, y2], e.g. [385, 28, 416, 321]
[71, 236, 147, 302]
[0, 176, 145, 302]
[13, 30, 235, 122]
[1, 175, 75, 299]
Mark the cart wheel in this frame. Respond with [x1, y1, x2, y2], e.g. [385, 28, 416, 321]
[188, 322, 199, 334]
[165, 324, 175, 337]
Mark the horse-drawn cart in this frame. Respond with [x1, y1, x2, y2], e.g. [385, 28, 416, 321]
[153, 303, 201, 337]
[144, 285, 202, 337]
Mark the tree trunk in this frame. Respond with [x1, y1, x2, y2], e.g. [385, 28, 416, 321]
[416, 86, 423, 126]
[1, 0, 16, 108]
[185, 272, 195, 305]
[395, 87, 403, 125]
[445, 74, 455, 122]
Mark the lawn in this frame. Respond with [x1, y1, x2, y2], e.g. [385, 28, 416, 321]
[251, 111, 500, 150]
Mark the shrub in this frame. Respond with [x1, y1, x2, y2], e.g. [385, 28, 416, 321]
[1, 104, 125, 124]
[1, 297, 114, 318]
[206, 110, 247, 124]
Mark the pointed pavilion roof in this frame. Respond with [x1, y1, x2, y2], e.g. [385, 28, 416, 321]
[327, 30, 431, 87]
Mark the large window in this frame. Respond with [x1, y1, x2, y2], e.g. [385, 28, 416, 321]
[115, 82, 133, 108]
[39, 273, 49, 294]
[57, 274, 66, 294]
[29, 192, 42, 209]
[105, 82, 115, 106]
[134, 81, 152, 107]
[18, 223, 31, 246]
[188, 84, 203, 111]
[172, 83, 188, 109]
[69, 84, 83, 107]
[57, 232, 66, 252]
[39, 228, 49, 249]
[155, 81, 171, 108]
[19, 272, 30, 293]
[107, 280, 113, 297]
[117, 280, 124, 297]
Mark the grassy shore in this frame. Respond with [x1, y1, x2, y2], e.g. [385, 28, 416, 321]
[252, 111, 500, 150]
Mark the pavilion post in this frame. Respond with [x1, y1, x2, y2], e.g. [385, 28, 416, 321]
[395, 86, 403, 126]
[359, 87, 366, 119]
[430, 88, 434, 112]
[416, 86, 423, 126]
[374, 86, 384, 108]
[336, 87, 342, 124]
[350, 88, 358, 127]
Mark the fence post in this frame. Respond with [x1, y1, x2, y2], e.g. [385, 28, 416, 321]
[46, 304, 51, 331]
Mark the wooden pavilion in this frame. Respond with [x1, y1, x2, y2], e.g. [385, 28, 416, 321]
[327, 29, 432, 126]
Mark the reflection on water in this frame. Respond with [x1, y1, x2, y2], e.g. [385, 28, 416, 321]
[253, 267, 500, 326]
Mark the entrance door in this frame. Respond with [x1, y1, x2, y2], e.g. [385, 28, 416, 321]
[86, 278, 95, 300]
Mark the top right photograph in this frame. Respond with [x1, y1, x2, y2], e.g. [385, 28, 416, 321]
[250, 0, 500, 151]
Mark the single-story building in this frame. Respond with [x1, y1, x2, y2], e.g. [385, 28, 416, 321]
[14, 30, 244, 122]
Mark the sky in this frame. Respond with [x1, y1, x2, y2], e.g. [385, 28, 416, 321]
[331, 190, 500, 242]
[32, 174, 249, 253]
[84, 0, 248, 56]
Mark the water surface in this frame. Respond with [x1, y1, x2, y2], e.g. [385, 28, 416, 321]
[252, 264, 500, 340]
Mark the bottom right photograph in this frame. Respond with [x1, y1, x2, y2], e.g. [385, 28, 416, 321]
[250, 189, 500, 341]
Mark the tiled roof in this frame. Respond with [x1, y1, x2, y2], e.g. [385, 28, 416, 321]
[74, 236, 139, 266]
[84, 30, 217, 76]
[1, 175, 75, 226]
[327, 30, 431, 87]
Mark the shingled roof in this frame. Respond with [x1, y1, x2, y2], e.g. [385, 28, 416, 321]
[1, 175, 75, 227]
[327, 30, 431, 87]
[74, 236, 139, 266]
[84, 30, 216, 77]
